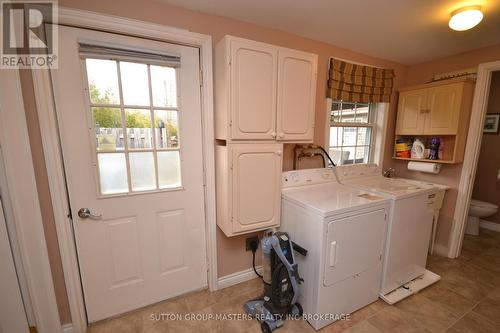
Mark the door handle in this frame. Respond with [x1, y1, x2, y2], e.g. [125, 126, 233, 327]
[77, 208, 102, 220]
[329, 241, 338, 267]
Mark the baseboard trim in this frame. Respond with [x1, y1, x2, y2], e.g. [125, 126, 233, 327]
[433, 243, 449, 257]
[217, 266, 262, 290]
[480, 220, 500, 232]
[62, 323, 74, 333]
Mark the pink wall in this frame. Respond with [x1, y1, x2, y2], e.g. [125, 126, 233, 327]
[472, 71, 500, 223]
[395, 45, 500, 248]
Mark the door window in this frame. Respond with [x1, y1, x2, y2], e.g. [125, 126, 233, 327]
[84, 58, 182, 195]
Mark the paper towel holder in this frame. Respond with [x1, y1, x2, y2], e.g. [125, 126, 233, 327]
[407, 161, 442, 174]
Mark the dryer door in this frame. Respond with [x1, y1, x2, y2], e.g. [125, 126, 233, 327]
[324, 209, 387, 287]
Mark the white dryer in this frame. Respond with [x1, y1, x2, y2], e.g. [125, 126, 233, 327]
[337, 164, 441, 304]
[280, 168, 390, 330]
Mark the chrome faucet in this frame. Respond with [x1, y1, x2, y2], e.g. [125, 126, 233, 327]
[383, 168, 396, 178]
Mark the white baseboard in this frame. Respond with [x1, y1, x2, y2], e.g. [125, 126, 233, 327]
[433, 243, 449, 257]
[217, 266, 262, 290]
[62, 323, 74, 333]
[480, 219, 500, 232]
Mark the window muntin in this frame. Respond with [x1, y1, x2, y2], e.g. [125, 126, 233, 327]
[329, 100, 376, 165]
[84, 58, 181, 195]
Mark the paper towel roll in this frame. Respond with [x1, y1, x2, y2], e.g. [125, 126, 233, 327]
[408, 161, 441, 174]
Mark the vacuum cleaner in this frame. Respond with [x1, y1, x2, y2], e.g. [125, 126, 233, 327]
[244, 231, 307, 333]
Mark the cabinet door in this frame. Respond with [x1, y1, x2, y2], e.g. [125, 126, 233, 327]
[396, 89, 427, 135]
[230, 40, 278, 140]
[276, 49, 317, 141]
[324, 209, 386, 287]
[231, 144, 282, 233]
[424, 83, 463, 135]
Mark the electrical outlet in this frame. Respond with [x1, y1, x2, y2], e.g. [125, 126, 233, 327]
[245, 236, 259, 252]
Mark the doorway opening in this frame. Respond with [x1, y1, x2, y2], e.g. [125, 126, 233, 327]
[461, 70, 500, 253]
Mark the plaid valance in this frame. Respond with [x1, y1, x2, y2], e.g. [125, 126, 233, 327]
[327, 58, 395, 103]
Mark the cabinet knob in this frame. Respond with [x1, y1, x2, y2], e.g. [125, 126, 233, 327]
[278, 132, 285, 138]
[276, 151, 282, 156]
[271, 132, 277, 138]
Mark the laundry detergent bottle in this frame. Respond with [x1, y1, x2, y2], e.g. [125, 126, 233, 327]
[411, 138, 425, 159]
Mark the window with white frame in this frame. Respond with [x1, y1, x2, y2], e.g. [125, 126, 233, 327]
[83, 57, 181, 195]
[328, 100, 377, 165]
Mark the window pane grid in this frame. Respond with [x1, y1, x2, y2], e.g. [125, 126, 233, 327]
[89, 103, 179, 111]
[115, 60, 133, 193]
[329, 100, 375, 166]
[85, 57, 182, 195]
[147, 64, 161, 190]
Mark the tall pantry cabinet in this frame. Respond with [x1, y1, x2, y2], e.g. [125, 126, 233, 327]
[215, 36, 318, 236]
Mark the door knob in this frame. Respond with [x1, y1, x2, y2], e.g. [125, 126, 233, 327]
[77, 208, 102, 220]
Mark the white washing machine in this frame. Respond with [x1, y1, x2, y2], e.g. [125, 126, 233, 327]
[280, 168, 390, 330]
[337, 164, 441, 304]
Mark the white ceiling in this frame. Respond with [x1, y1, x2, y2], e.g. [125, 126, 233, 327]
[159, 0, 500, 65]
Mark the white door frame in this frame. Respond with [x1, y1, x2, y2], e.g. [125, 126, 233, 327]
[448, 60, 500, 258]
[31, 7, 218, 333]
[0, 70, 62, 332]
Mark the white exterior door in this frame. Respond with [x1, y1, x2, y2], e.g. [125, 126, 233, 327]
[51, 26, 207, 322]
[0, 200, 30, 333]
[230, 40, 277, 140]
[230, 144, 282, 233]
[276, 49, 317, 141]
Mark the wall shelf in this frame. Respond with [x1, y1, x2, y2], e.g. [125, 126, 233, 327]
[393, 78, 475, 165]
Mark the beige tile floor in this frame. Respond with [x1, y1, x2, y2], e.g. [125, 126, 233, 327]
[87, 229, 500, 333]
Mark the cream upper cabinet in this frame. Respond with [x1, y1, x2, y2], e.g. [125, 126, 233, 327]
[396, 88, 427, 135]
[396, 79, 474, 136]
[276, 48, 317, 141]
[230, 39, 278, 140]
[215, 143, 282, 236]
[215, 35, 317, 142]
[425, 83, 463, 135]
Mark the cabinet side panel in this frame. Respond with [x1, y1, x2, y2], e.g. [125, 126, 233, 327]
[214, 38, 229, 140]
[215, 144, 231, 235]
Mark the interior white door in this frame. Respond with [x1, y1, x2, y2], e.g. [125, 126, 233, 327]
[51, 26, 207, 322]
[276, 49, 317, 141]
[230, 39, 278, 140]
[0, 199, 30, 333]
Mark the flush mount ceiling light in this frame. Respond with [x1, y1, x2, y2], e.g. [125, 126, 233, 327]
[449, 6, 484, 31]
